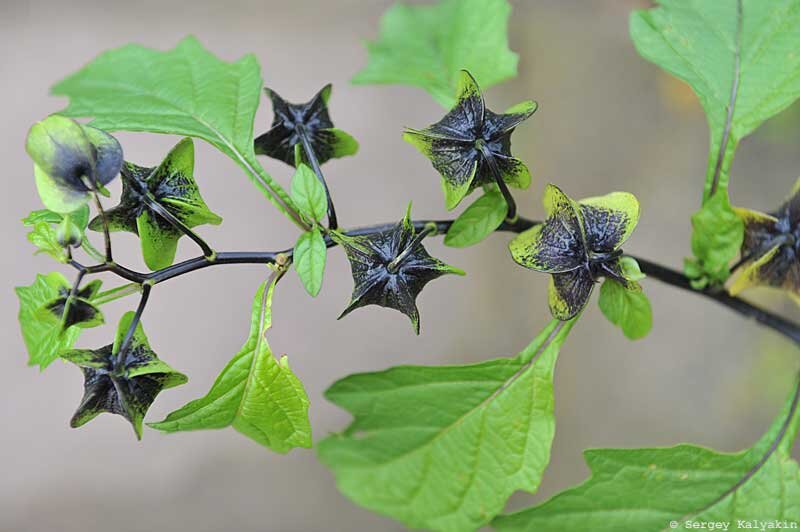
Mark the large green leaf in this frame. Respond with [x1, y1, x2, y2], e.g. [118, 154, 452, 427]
[318, 319, 575, 531]
[494, 378, 800, 532]
[52, 36, 301, 227]
[631, 0, 800, 200]
[353, 0, 519, 107]
[149, 276, 311, 453]
[15, 272, 83, 370]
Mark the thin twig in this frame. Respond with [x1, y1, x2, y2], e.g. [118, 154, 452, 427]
[67, 215, 800, 347]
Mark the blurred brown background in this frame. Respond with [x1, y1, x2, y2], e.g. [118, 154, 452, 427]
[2, 1, 800, 531]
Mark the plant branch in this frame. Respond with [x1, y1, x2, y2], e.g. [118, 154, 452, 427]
[296, 125, 338, 230]
[67, 215, 800, 346]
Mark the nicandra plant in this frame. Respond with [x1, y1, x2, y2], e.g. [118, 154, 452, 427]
[15, 0, 800, 530]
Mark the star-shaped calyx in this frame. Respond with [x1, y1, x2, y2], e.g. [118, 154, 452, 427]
[89, 137, 221, 270]
[254, 84, 359, 167]
[61, 311, 187, 439]
[334, 206, 464, 334]
[404, 70, 536, 210]
[510, 184, 641, 320]
[38, 278, 104, 332]
[26, 115, 122, 214]
[730, 178, 800, 302]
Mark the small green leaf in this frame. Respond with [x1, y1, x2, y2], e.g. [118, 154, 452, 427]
[687, 191, 744, 286]
[26, 222, 67, 262]
[15, 273, 83, 370]
[52, 36, 301, 227]
[598, 279, 652, 340]
[353, 0, 519, 107]
[23, 206, 90, 262]
[444, 189, 508, 247]
[494, 378, 800, 531]
[319, 319, 575, 531]
[149, 277, 312, 453]
[293, 228, 327, 297]
[290, 164, 327, 223]
[618, 256, 646, 282]
[631, 0, 800, 200]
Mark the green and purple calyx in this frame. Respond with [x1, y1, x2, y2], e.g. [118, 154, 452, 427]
[731, 178, 800, 303]
[25, 115, 123, 214]
[89, 137, 221, 270]
[61, 312, 187, 439]
[404, 70, 536, 211]
[254, 84, 359, 167]
[38, 278, 104, 332]
[510, 184, 642, 320]
[335, 206, 464, 334]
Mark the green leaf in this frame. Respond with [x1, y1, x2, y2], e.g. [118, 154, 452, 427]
[353, 0, 519, 107]
[52, 36, 302, 227]
[493, 379, 800, 532]
[15, 272, 82, 370]
[598, 279, 652, 340]
[444, 189, 508, 247]
[290, 163, 327, 223]
[318, 319, 575, 531]
[630, 0, 800, 200]
[687, 191, 744, 286]
[149, 276, 312, 453]
[293, 228, 327, 297]
[23, 206, 90, 262]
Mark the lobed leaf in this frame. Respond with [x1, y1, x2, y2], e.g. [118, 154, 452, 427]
[353, 0, 519, 107]
[631, 0, 800, 200]
[494, 378, 800, 531]
[318, 319, 575, 531]
[149, 277, 311, 453]
[52, 36, 301, 226]
[15, 273, 83, 370]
